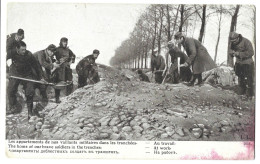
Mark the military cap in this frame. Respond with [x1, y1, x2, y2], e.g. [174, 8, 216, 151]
[47, 44, 57, 52]
[174, 32, 183, 39]
[17, 29, 24, 35]
[229, 32, 240, 42]
[167, 40, 175, 46]
[60, 37, 68, 42]
[93, 49, 100, 54]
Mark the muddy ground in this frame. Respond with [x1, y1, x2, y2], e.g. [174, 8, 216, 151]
[5, 65, 255, 141]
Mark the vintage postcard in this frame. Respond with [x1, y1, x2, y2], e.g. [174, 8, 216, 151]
[1, 0, 257, 160]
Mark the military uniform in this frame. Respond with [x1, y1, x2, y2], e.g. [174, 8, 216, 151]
[76, 54, 100, 88]
[168, 46, 192, 83]
[52, 46, 75, 97]
[229, 32, 255, 97]
[6, 33, 20, 54]
[137, 70, 150, 82]
[33, 49, 54, 102]
[7, 49, 43, 115]
[151, 54, 165, 83]
[175, 33, 216, 85]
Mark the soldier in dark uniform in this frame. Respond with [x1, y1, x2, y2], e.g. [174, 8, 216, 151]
[6, 29, 24, 54]
[229, 32, 255, 97]
[165, 41, 192, 83]
[137, 69, 150, 82]
[52, 37, 76, 103]
[33, 44, 58, 104]
[151, 49, 166, 83]
[6, 29, 25, 72]
[76, 49, 100, 88]
[7, 41, 45, 118]
[174, 32, 216, 86]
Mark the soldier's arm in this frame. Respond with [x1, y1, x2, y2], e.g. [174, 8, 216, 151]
[76, 59, 86, 75]
[151, 59, 155, 72]
[237, 40, 254, 59]
[6, 49, 16, 60]
[185, 39, 197, 65]
[159, 56, 166, 70]
[38, 53, 54, 70]
[6, 37, 14, 54]
[29, 53, 43, 79]
[69, 49, 76, 63]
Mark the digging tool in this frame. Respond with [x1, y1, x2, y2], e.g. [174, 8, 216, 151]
[8, 76, 72, 89]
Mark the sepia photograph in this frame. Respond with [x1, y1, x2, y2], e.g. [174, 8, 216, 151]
[1, 0, 257, 160]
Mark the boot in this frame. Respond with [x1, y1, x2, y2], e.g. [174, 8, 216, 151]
[27, 103, 33, 120]
[55, 89, 61, 103]
[195, 74, 203, 86]
[187, 75, 196, 86]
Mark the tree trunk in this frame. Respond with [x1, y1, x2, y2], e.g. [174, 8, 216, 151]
[152, 8, 157, 57]
[198, 5, 206, 42]
[214, 10, 222, 63]
[227, 5, 240, 67]
[166, 5, 171, 41]
[179, 4, 184, 32]
[172, 5, 180, 37]
[158, 7, 163, 54]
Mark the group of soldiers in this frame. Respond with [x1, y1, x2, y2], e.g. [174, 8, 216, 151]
[6, 29, 100, 118]
[6, 28, 255, 119]
[139, 31, 255, 98]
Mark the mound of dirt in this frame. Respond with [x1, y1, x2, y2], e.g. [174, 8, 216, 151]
[6, 65, 255, 141]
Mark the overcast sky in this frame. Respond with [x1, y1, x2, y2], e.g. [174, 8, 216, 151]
[7, 3, 254, 68]
[7, 3, 148, 67]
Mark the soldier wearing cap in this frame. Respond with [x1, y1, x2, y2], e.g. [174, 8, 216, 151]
[52, 37, 76, 103]
[6, 29, 25, 72]
[7, 41, 45, 118]
[137, 69, 150, 82]
[151, 48, 165, 83]
[174, 32, 216, 86]
[33, 44, 58, 105]
[76, 49, 100, 88]
[229, 32, 255, 97]
[7, 29, 25, 54]
[164, 41, 192, 83]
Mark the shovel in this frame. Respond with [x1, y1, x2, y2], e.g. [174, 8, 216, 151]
[8, 76, 71, 89]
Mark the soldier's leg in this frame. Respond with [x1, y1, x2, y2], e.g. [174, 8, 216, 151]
[55, 89, 61, 103]
[24, 81, 35, 119]
[245, 64, 254, 97]
[78, 75, 85, 88]
[39, 84, 48, 102]
[196, 73, 202, 85]
[7, 78, 20, 113]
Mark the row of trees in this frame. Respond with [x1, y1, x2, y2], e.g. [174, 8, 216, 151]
[110, 4, 255, 69]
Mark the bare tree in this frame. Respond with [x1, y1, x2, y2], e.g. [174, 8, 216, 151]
[227, 5, 240, 67]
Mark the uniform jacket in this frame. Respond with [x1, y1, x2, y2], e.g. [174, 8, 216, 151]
[33, 49, 53, 80]
[7, 49, 42, 79]
[181, 37, 216, 74]
[6, 33, 19, 54]
[230, 35, 254, 65]
[76, 54, 96, 76]
[169, 46, 189, 64]
[52, 46, 76, 82]
[151, 54, 165, 72]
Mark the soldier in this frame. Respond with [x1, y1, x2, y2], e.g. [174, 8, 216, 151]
[52, 37, 76, 103]
[33, 44, 58, 104]
[6, 29, 25, 72]
[137, 69, 150, 82]
[229, 32, 255, 97]
[174, 32, 216, 86]
[6, 29, 25, 54]
[7, 41, 45, 118]
[164, 41, 192, 83]
[151, 48, 165, 83]
[76, 49, 100, 88]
